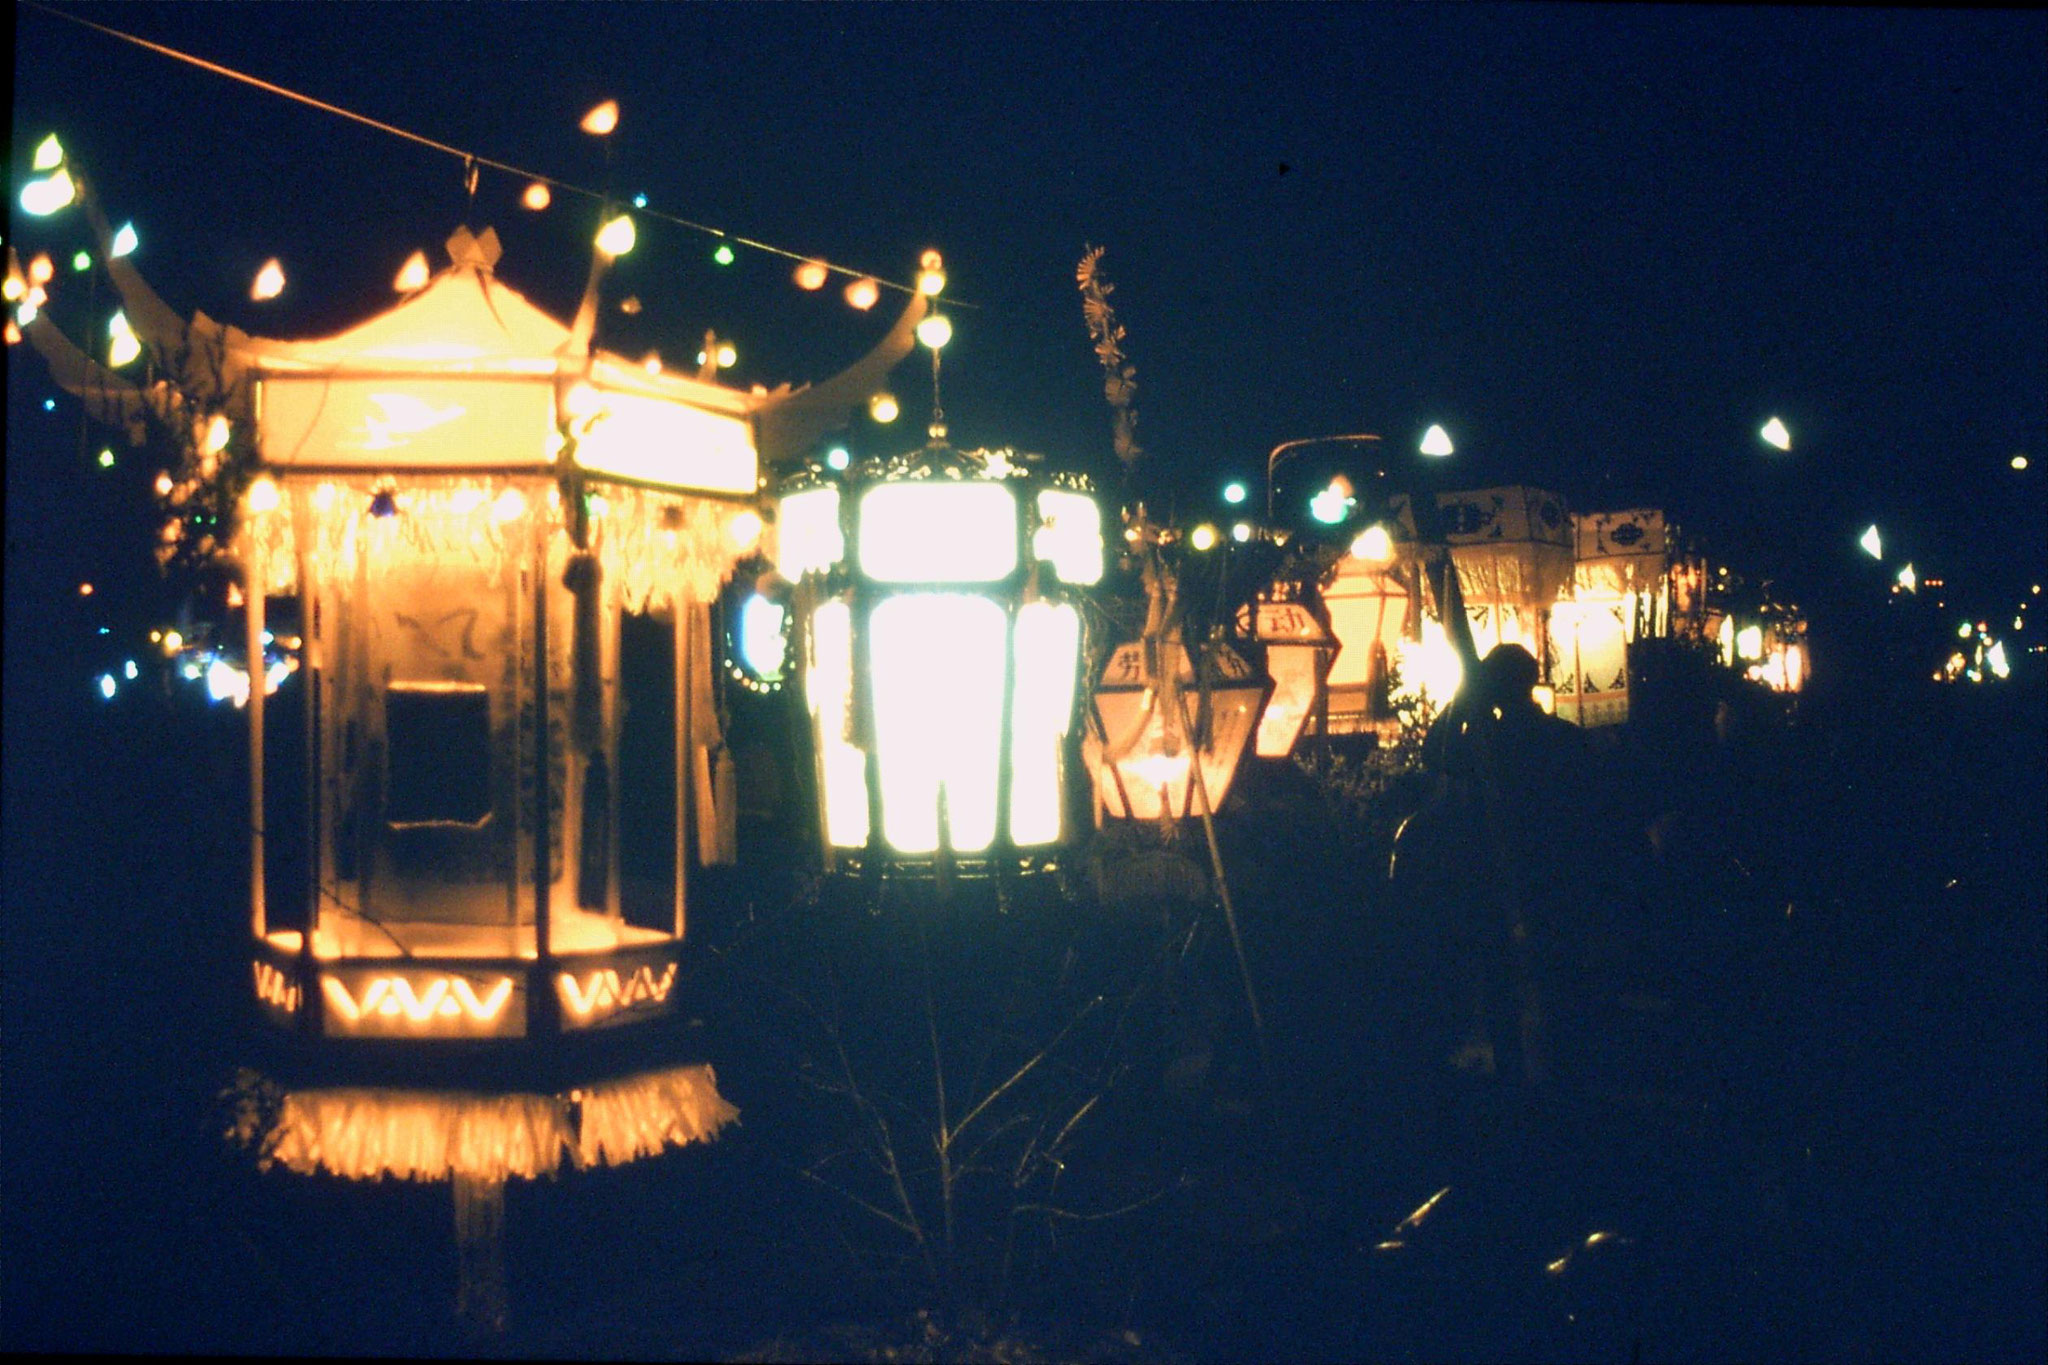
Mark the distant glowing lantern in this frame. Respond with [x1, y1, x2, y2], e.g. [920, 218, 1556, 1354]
[251, 258, 286, 301]
[1231, 522, 1253, 543]
[779, 437, 1102, 875]
[1760, 416, 1792, 451]
[155, 471, 174, 497]
[1247, 599, 1339, 758]
[521, 181, 552, 211]
[2013, 454, 2029, 471]
[916, 253, 946, 295]
[869, 392, 899, 424]
[111, 222, 139, 258]
[78, 581, 94, 596]
[845, 277, 880, 311]
[794, 260, 829, 290]
[1734, 623, 1765, 662]
[1309, 477, 1355, 525]
[107, 312, 141, 367]
[71, 250, 91, 272]
[1189, 523, 1219, 552]
[204, 414, 232, 455]
[1223, 480, 1248, 505]
[824, 446, 851, 472]
[580, 99, 620, 135]
[1859, 524, 1882, 559]
[594, 215, 636, 258]
[1351, 523, 1394, 562]
[244, 476, 281, 513]
[33, 133, 65, 171]
[916, 313, 953, 350]
[19, 168, 76, 217]
[28, 254, 54, 286]
[98, 448, 115, 468]
[1088, 637, 1270, 822]
[1420, 424, 1455, 458]
[393, 251, 430, 292]
[1896, 563, 1917, 594]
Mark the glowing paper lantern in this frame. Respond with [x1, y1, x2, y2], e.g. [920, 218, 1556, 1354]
[1248, 600, 1338, 758]
[1189, 524, 1219, 552]
[916, 313, 953, 349]
[521, 182, 552, 211]
[1351, 523, 1394, 562]
[869, 392, 899, 423]
[251, 259, 286, 301]
[1088, 638, 1269, 822]
[393, 251, 431, 292]
[28, 254, 54, 286]
[917, 252, 946, 296]
[793, 260, 829, 291]
[18, 168, 76, 217]
[844, 277, 880, 311]
[580, 100, 619, 135]
[594, 215, 636, 258]
[779, 438, 1101, 874]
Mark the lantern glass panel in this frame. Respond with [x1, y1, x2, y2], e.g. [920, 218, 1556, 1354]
[1009, 601, 1080, 846]
[778, 487, 843, 578]
[869, 593, 1010, 853]
[1256, 645, 1322, 757]
[858, 482, 1017, 583]
[809, 599, 870, 848]
[385, 683, 492, 826]
[1034, 489, 1104, 586]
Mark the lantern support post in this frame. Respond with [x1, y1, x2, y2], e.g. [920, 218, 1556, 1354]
[247, 558, 268, 941]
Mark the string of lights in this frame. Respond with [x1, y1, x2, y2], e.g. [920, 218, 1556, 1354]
[24, 1, 957, 303]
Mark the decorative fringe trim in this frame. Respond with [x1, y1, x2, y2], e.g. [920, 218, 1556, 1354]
[256, 1063, 737, 1183]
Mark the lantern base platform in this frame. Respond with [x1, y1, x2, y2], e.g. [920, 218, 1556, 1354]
[822, 846, 1066, 883]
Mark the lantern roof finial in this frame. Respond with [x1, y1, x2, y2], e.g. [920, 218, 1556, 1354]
[444, 225, 502, 273]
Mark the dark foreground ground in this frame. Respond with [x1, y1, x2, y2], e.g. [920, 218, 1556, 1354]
[4, 656, 2043, 1362]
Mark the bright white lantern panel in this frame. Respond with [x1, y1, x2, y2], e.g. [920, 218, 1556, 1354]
[778, 487, 844, 578]
[868, 594, 1010, 853]
[1034, 489, 1104, 586]
[859, 482, 1018, 583]
[1009, 602, 1081, 846]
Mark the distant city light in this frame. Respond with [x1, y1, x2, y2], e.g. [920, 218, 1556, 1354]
[1895, 563, 1916, 593]
[1420, 424, 1455, 458]
[71, 250, 91, 272]
[632, 193, 648, 209]
[1189, 524, 1219, 552]
[713, 243, 736, 266]
[98, 674, 118, 701]
[825, 446, 850, 471]
[915, 313, 953, 349]
[1858, 525, 1882, 559]
[124, 659, 139, 680]
[1760, 417, 1792, 451]
[2013, 454, 2029, 471]
[1231, 522, 1253, 543]
[1309, 478, 1356, 525]
[580, 100, 619, 136]
[97, 448, 115, 469]
[1223, 481, 1249, 505]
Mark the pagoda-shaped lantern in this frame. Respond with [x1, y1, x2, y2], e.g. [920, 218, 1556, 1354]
[1435, 485, 1576, 667]
[779, 432, 1103, 876]
[1245, 597, 1338, 758]
[1551, 508, 1668, 726]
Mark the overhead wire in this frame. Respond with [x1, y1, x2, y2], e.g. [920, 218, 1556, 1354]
[23, 1, 946, 301]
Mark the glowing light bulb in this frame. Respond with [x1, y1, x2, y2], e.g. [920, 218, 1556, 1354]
[1222, 481, 1248, 505]
[1858, 524, 1882, 559]
[595, 215, 636, 257]
[155, 471, 174, 497]
[204, 415, 231, 454]
[393, 251, 429, 292]
[1896, 563, 1917, 593]
[1231, 522, 1253, 543]
[794, 260, 828, 290]
[32, 134, 64, 171]
[2014, 454, 2030, 471]
[1351, 523, 1394, 561]
[1420, 424, 1454, 457]
[244, 476, 280, 513]
[78, 581, 94, 596]
[3, 321, 17, 345]
[869, 392, 899, 423]
[99, 674, 118, 701]
[491, 487, 526, 522]
[111, 222, 139, 258]
[19, 169, 77, 217]
[28, 254, 53, 286]
[716, 342, 737, 368]
[643, 351, 663, 374]
[2, 274, 19, 302]
[1761, 417, 1792, 451]
[71, 251, 91, 272]
[522, 181, 552, 211]
[916, 260, 946, 296]
[97, 448, 115, 469]
[632, 193, 648, 209]
[825, 446, 850, 471]
[1189, 524, 1219, 552]
[712, 243, 736, 266]
[1309, 479, 1355, 525]
[916, 313, 953, 349]
[728, 509, 764, 550]
[251, 258, 285, 301]
[844, 277, 880, 311]
[581, 100, 619, 135]
[107, 312, 141, 367]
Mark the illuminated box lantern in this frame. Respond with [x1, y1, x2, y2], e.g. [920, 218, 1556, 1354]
[1548, 508, 1670, 727]
[779, 437, 1102, 875]
[1087, 637, 1271, 822]
[1244, 599, 1338, 757]
[1435, 486, 1576, 665]
[218, 227, 927, 1037]
[1319, 531, 1420, 737]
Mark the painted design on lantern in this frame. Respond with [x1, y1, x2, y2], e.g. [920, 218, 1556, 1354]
[556, 961, 678, 1022]
[321, 972, 515, 1026]
[253, 959, 302, 1014]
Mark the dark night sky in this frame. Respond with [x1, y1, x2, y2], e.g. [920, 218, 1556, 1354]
[9, 1, 2046, 618]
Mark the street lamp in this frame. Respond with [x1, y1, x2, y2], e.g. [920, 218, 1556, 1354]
[1265, 433, 1380, 522]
